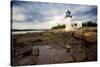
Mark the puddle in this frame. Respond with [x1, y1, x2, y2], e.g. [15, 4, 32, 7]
[33, 45, 73, 64]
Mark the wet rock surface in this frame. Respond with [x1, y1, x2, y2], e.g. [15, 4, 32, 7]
[11, 27, 97, 66]
[73, 27, 97, 61]
[11, 45, 39, 66]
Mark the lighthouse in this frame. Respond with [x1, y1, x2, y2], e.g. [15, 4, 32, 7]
[65, 10, 73, 31]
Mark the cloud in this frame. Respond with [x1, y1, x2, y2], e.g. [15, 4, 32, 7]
[12, 1, 97, 29]
[12, 14, 65, 29]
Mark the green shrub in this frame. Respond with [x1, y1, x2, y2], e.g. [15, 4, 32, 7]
[52, 24, 65, 29]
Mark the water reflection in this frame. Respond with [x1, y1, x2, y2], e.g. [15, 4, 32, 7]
[33, 45, 73, 64]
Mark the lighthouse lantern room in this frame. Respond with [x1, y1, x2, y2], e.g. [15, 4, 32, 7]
[65, 10, 73, 31]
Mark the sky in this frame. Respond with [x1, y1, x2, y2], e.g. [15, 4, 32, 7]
[11, 1, 97, 29]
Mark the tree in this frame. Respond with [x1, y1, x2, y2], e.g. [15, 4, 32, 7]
[82, 21, 97, 27]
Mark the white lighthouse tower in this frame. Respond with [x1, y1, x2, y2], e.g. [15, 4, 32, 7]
[65, 10, 73, 31]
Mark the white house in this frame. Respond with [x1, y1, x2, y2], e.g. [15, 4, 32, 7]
[71, 21, 82, 28]
[65, 10, 82, 31]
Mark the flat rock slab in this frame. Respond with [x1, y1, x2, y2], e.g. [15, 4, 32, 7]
[35, 45, 74, 64]
[17, 56, 38, 65]
[15, 46, 32, 56]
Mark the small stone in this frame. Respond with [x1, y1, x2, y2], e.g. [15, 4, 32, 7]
[32, 47, 39, 56]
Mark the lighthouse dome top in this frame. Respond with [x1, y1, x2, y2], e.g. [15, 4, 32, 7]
[65, 10, 72, 18]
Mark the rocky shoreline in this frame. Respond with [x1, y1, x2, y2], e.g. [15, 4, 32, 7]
[11, 27, 97, 66]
